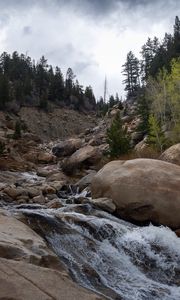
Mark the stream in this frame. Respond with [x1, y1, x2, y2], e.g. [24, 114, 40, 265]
[13, 195, 180, 300]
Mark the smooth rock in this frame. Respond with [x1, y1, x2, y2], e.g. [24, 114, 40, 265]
[0, 213, 59, 266]
[0, 258, 103, 300]
[91, 158, 180, 228]
[160, 143, 180, 166]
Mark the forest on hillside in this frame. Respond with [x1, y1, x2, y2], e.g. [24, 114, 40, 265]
[120, 16, 180, 150]
[0, 16, 179, 140]
[0, 53, 96, 112]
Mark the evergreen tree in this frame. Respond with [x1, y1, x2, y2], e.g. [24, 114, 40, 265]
[65, 67, 75, 98]
[13, 120, 21, 139]
[0, 74, 10, 109]
[106, 112, 130, 158]
[109, 95, 115, 108]
[122, 51, 140, 100]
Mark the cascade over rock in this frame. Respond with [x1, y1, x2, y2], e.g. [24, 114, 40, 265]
[91, 158, 180, 228]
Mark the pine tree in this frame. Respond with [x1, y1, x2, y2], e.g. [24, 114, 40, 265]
[122, 51, 140, 100]
[106, 112, 130, 158]
[13, 120, 21, 139]
[0, 74, 10, 109]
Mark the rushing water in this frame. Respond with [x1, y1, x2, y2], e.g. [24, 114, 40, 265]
[16, 201, 180, 300]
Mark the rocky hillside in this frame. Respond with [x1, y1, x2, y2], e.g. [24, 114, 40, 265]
[0, 106, 98, 142]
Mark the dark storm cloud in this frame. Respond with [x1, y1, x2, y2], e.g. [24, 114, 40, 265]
[0, 0, 179, 15]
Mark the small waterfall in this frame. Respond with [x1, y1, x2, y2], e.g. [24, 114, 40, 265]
[18, 203, 180, 300]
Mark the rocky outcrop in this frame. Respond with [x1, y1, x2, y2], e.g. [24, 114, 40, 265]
[160, 143, 180, 166]
[91, 158, 180, 229]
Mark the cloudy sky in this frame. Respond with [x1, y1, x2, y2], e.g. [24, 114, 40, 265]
[0, 0, 179, 99]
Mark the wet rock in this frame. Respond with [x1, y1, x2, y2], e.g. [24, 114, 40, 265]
[160, 143, 180, 166]
[0, 212, 103, 300]
[91, 198, 116, 213]
[91, 159, 180, 229]
[46, 199, 64, 209]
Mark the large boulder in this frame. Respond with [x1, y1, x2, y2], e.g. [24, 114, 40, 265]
[91, 159, 180, 229]
[62, 145, 102, 174]
[52, 138, 83, 157]
[160, 143, 180, 166]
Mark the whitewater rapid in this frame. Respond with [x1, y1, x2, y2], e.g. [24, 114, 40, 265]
[18, 203, 180, 300]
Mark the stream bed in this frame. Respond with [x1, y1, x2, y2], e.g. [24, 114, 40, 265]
[14, 200, 180, 300]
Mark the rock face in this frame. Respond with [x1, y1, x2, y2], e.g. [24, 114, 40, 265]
[0, 210, 103, 300]
[160, 143, 180, 166]
[91, 159, 180, 229]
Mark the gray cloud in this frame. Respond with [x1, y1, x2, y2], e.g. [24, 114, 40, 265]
[23, 26, 32, 35]
[0, 0, 179, 98]
[0, 0, 179, 15]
